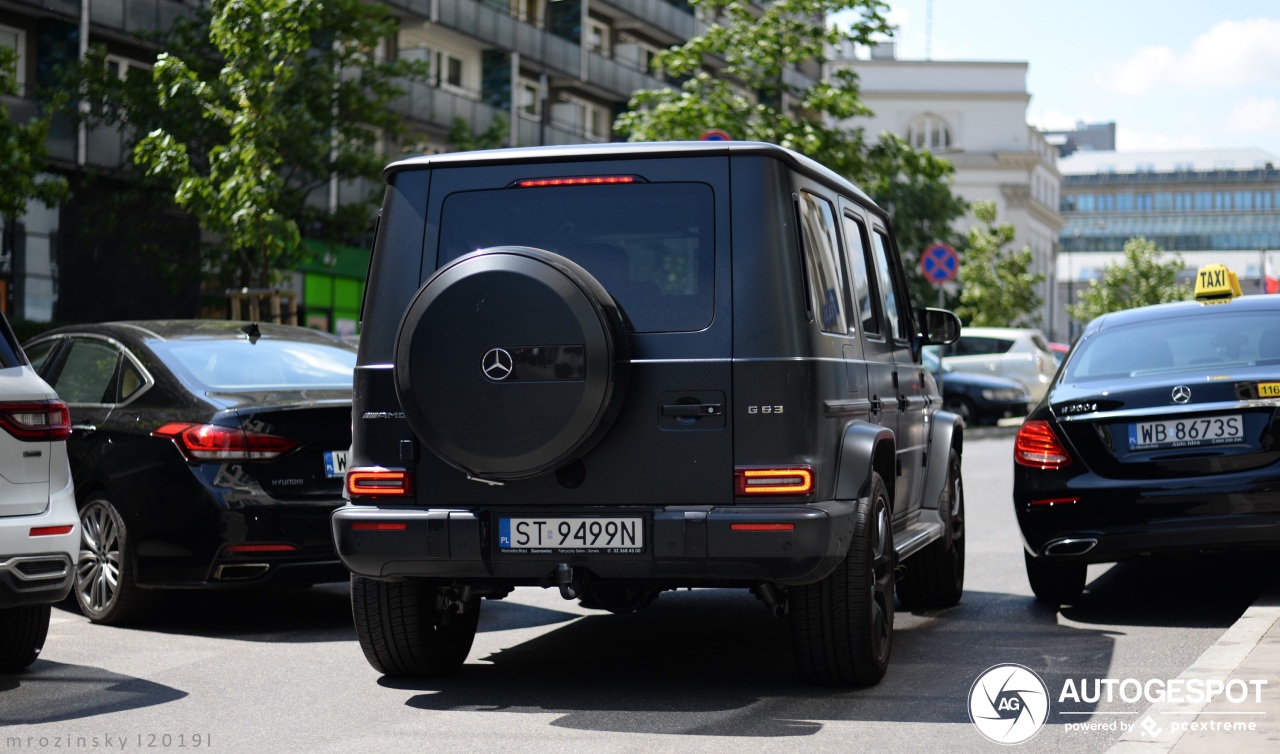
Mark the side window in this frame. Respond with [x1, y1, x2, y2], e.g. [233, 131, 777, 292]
[869, 229, 906, 341]
[48, 340, 120, 405]
[20, 339, 58, 372]
[841, 213, 878, 336]
[797, 191, 848, 334]
[118, 360, 145, 402]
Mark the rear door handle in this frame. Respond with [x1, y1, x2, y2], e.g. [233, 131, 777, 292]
[661, 403, 723, 417]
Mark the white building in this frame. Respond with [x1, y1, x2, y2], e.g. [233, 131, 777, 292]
[830, 46, 1065, 334]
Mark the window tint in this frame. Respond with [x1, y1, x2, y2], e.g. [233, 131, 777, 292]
[21, 339, 57, 372]
[155, 340, 356, 390]
[1068, 314, 1280, 380]
[797, 191, 848, 334]
[439, 183, 714, 333]
[868, 230, 904, 341]
[841, 214, 877, 335]
[951, 336, 1012, 356]
[51, 340, 120, 404]
[118, 361, 145, 401]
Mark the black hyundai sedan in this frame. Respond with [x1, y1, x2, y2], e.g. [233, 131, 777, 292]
[1014, 275, 1280, 605]
[23, 321, 356, 624]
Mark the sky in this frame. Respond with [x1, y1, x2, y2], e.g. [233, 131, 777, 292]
[840, 0, 1280, 156]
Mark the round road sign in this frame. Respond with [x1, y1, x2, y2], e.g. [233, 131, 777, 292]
[920, 243, 959, 283]
[699, 129, 732, 141]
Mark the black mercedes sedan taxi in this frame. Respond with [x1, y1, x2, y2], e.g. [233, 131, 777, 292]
[23, 321, 356, 624]
[1014, 265, 1280, 604]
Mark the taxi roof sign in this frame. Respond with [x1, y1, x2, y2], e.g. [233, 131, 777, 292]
[1194, 263, 1243, 304]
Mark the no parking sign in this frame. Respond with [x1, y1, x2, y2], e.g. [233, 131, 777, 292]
[920, 243, 959, 283]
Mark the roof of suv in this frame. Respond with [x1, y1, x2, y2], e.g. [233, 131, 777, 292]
[385, 141, 876, 205]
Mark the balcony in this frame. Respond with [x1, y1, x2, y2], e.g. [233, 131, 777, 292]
[387, 77, 503, 134]
[437, 0, 582, 79]
[514, 115, 588, 147]
[586, 52, 665, 99]
[90, 0, 198, 36]
[594, 0, 695, 41]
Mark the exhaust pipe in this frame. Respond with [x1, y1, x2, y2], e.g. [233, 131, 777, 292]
[1043, 538, 1098, 557]
[214, 563, 271, 580]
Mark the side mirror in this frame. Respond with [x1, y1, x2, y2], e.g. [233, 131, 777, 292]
[918, 307, 961, 346]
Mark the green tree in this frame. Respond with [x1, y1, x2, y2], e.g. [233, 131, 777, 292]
[1067, 236, 1189, 324]
[0, 46, 68, 223]
[121, 0, 425, 288]
[955, 201, 1043, 326]
[447, 115, 508, 153]
[613, 0, 966, 304]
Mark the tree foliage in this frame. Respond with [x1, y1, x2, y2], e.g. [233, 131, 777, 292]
[447, 114, 508, 153]
[1067, 236, 1189, 324]
[0, 46, 68, 220]
[118, 0, 424, 287]
[614, 0, 966, 306]
[955, 201, 1043, 327]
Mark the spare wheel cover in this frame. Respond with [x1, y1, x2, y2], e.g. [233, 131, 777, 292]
[394, 246, 630, 480]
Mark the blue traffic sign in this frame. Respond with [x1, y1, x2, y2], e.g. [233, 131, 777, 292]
[920, 243, 959, 283]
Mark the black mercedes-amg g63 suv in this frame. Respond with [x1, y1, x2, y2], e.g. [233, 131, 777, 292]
[333, 141, 965, 686]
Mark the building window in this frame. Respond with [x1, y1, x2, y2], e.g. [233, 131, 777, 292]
[1174, 161, 1194, 171]
[905, 115, 952, 151]
[0, 25, 25, 91]
[1077, 194, 1095, 212]
[1061, 194, 1076, 212]
[587, 18, 610, 55]
[1256, 191, 1274, 210]
[1155, 192, 1172, 211]
[1195, 192, 1212, 210]
[1175, 192, 1192, 211]
[1234, 191, 1252, 211]
[1116, 193, 1133, 212]
[517, 79, 540, 118]
[1214, 192, 1231, 210]
[1135, 193, 1153, 211]
[1096, 193, 1114, 212]
[105, 54, 151, 82]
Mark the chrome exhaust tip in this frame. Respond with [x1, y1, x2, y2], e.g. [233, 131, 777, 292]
[1043, 538, 1098, 557]
[214, 563, 271, 580]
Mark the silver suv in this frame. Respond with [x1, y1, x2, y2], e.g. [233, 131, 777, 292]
[0, 313, 78, 672]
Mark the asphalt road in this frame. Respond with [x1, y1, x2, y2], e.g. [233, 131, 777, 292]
[1, 435, 1273, 753]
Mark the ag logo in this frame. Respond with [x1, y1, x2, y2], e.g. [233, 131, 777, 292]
[969, 664, 1050, 745]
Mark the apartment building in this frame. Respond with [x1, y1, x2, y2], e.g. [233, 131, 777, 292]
[0, 0, 712, 325]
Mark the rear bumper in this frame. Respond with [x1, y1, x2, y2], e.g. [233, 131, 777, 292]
[332, 501, 858, 587]
[0, 480, 78, 609]
[1022, 512, 1280, 563]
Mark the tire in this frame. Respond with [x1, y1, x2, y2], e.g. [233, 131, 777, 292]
[943, 396, 975, 426]
[790, 473, 895, 686]
[351, 575, 480, 677]
[897, 448, 965, 610]
[75, 493, 149, 625]
[1024, 551, 1087, 605]
[0, 605, 51, 672]
[393, 246, 631, 481]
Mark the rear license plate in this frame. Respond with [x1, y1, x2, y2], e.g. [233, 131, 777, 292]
[323, 450, 348, 479]
[1128, 415, 1243, 450]
[499, 517, 644, 552]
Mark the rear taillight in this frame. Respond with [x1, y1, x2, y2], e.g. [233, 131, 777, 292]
[735, 467, 814, 496]
[346, 468, 413, 497]
[152, 422, 299, 461]
[1015, 420, 1073, 469]
[0, 400, 71, 442]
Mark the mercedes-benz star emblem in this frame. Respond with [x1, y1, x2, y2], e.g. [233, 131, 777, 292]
[482, 347, 514, 381]
[1171, 385, 1192, 404]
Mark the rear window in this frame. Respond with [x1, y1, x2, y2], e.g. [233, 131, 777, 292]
[952, 336, 1013, 356]
[438, 182, 715, 332]
[1065, 312, 1280, 381]
[154, 340, 356, 390]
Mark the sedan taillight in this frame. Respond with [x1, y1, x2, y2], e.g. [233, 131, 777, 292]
[0, 400, 71, 442]
[152, 422, 299, 461]
[1015, 420, 1073, 469]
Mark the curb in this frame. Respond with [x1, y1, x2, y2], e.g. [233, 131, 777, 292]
[1106, 580, 1280, 753]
